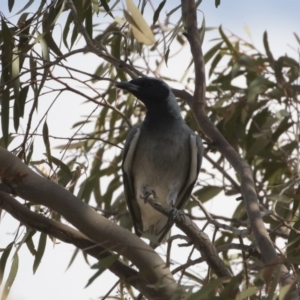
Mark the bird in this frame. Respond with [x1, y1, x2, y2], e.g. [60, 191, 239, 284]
[117, 77, 203, 246]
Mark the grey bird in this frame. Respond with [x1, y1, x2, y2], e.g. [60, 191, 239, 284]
[117, 77, 203, 245]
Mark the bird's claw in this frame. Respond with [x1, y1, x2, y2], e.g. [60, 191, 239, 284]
[140, 185, 156, 203]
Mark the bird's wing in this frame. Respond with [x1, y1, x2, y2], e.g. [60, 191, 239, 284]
[176, 134, 203, 209]
[122, 126, 143, 236]
[157, 133, 203, 244]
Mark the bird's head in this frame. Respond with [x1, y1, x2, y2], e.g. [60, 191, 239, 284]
[116, 77, 172, 111]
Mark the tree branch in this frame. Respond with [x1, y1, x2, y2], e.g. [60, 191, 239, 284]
[66, 0, 142, 79]
[0, 147, 179, 300]
[180, 0, 298, 297]
[0, 191, 158, 297]
[145, 196, 232, 278]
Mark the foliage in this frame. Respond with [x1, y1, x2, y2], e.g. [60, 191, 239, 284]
[0, 0, 300, 299]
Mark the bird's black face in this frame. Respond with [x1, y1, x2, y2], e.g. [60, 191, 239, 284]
[116, 77, 170, 109]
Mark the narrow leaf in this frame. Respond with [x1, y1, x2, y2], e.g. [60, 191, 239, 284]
[204, 41, 223, 63]
[165, 47, 170, 66]
[193, 186, 223, 203]
[263, 31, 274, 64]
[199, 15, 205, 46]
[42, 120, 52, 167]
[33, 232, 47, 274]
[1, 89, 10, 147]
[26, 142, 34, 163]
[66, 248, 80, 271]
[152, 0, 166, 25]
[1, 253, 19, 300]
[1, 17, 13, 84]
[85, 0, 93, 39]
[8, 0, 15, 12]
[236, 286, 259, 300]
[50, 155, 72, 178]
[63, 12, 73, 50]
[37, 32, 50, 61]
[25, 234, 37, 256]
[219, 26, 235, 53]
[85, 255, 119, 287]
[0, 243, 13, 285]
[18, 85, 29, 117]
[99, 0, 114, 18]
[125, 0, 155, 45]
[12, 50, 20, 131]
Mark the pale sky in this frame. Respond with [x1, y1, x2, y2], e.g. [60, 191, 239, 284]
[0, 0, 299, 299]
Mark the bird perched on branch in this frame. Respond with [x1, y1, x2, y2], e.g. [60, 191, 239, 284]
[117, 77, 203, 246]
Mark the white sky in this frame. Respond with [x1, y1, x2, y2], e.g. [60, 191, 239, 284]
[0, 0, 299, 299]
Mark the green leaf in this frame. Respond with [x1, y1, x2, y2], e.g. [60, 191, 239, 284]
[204, 41, 223, 63]
[199, 15, 205, 46]
[1, 88, 10, 147]
[50, 155, 73, 186]
[12, 50, 20, 131]
[1, 17, 13, 84]
[70, 21, 79, 49]
[8, 0, 15, 12]
[85, 0, 93, 39]
[0, 243, 13, 285]
[193, 186, 223, 203]
[187, 278, 223, 299]
[37, 32, 50, 61]
[247, 75, 270, 103]
[209, 52, 222, 77]
[63, 12, 73, 50]
[219, 26, 235, 54]
[18, 85, 29, 117]
[66, 248, 80, 271]
[287, 219, 300, 262]
[50, 156, 72, 178]
[279, 284, 296, 300]
[236, 286, 259, 300]
[265, 266, 280, 300]
[100, 0, 114, 18]
[219, 273, 243, 299]
[72, 0, 83, 23]
[26, 142, 34, 163]
[25, 230, 37, 256]
[85, 255, 119, 288]
[1, 253, 19, 300]
[43, 28, 63, 57]
[165, 47, 170, 66]
[263, 31, 274, 64]
[152, 0, 166, 25]
[33, 232, 47, 274]
[42, 120, 52, 167]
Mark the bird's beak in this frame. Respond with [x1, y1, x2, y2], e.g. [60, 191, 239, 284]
[116, 81, 140, 93]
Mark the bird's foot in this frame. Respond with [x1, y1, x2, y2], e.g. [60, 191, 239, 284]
[168, 206, 185, 222]
[140, 185, 156, 204]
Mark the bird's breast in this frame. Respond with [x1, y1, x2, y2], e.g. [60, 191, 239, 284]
[132, 123, 190, 199]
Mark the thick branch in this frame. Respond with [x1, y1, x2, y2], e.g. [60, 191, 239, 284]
[0, 191, 158, 297]
[180, 0, 297, 297]
[0, 147, 178, 300]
